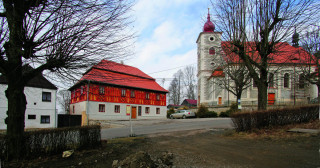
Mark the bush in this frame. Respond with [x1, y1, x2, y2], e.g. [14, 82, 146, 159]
[231, 105, 319, 132]
[0, 125, 101, 160]
[196, 105, 217, 118]
[196, 105, 209, 118]
[219, 112, 229, 117]
[206, 111, 218, 118]
[167, 108, 175, 118]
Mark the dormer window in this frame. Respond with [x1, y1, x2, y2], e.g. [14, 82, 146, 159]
[209, 47, 215, 55]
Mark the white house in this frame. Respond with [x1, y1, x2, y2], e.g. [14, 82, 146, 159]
[0, 73, 57, 129]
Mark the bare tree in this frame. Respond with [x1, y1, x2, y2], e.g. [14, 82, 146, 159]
[57, 90, 71, 114]
[0, 0, 134, 159]
[212, 48, 252, 105]
[183, 66, 196, 100]
[168, 77, 179, 105]
[213, 0, 319, 110]
[300, 26, 320, 101]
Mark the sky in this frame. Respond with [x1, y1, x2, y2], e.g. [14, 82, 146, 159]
[125, 0, 212, 89]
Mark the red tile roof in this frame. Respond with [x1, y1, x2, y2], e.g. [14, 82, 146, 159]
[185, 99, 197, 105]
[221, 42, 316, 65]
[210, 67, 225, 78]
[73, 60, 168, 92]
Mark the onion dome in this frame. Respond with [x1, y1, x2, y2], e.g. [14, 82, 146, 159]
[203, 8, 215, 32]
[292, 28, 300, 48]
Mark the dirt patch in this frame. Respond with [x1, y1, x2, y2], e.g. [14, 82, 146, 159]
[3, 123, 320, 168]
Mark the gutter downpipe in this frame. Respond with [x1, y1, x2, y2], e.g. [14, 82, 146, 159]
[55, 90, 57, 128]
[86, 81, 90, 125]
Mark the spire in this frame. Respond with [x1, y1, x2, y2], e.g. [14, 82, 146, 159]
[292, 28, 300, 48]
[203, 8, 215, 32]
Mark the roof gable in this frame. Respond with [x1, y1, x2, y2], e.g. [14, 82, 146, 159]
[72, 60, 168, 93]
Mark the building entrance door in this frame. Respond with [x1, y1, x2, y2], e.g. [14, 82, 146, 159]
[218, 97, 222, 105]
[268, 93, 275, 105]
[131, 107, 137, 119]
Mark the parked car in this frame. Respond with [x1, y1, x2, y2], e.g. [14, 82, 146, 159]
[170, 110, 195, 119]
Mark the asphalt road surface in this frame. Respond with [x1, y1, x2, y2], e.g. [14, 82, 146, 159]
[101, 118, 233, 140]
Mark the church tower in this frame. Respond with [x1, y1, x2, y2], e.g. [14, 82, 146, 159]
[197, 9, 222, 106]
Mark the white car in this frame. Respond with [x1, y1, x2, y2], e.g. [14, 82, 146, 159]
[170, 110, 196, 119]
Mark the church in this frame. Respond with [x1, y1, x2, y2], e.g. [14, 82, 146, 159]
[197, 11, 318, 108]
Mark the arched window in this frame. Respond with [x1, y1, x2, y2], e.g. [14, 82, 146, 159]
[283, 73, 289, 88]
[269, 73, 274, 87]
[299, 74, 305, 89]
[209, 47, 215, 55]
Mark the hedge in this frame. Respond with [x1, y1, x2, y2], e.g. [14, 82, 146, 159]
[231, 105, 319, 132]
[0, 125, 101, 160]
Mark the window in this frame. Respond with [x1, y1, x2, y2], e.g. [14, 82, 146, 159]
[99, 104, 105, 112]
[156, 108, 160, 114]
[253, 79, 257, 87]
[146, 93, 150, 100]
[145, 107, 150, 114]
[72, 105, 75, 114]
[156, 94, 160, 101]
[28, 115, 36, 119]
[269, 73, 274, 88]
[299, 74, 305, 89]
[130, 90, 135, 98]
[284, 73, 289, 88]
[209, 47, 215, 55]
[99, 86, 105, 94]
[115, 105, 120, 113]
[42, 92, 51, 102]
[41, 115, 50, 124]
[121, 89, 126, 97]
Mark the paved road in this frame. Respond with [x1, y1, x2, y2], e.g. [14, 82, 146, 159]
[101, 118, 233, 140]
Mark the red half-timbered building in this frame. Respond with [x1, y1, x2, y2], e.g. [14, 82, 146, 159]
[69, 60, 168, 124]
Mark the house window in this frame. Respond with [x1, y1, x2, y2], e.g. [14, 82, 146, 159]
[41, 115, 50, 124]
[146, 93, 150, 100]
[99, 104, 105, 112]
[156, 108, 160, 114]
[121, 89, 126, 97]
[209, 47, 215, 55]
[145, 107, 150, 114]
[299, 74, 305, 89]
[73, 105, 75, 114]
[115, 105, 120, 113]
[28, 115, 36, 119]
[284, 73, 289, 88]
[156, 94, 160, 101]
[99, 86, 105, 94]
[130, 90, 135, 98]
[269, 73, 274, 88]
[80, 87, 83, 94]
[42, 92, 51, 102]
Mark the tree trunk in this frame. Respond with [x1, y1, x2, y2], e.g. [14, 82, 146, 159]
[257, 82, 268, 110]
[236, 92, 242, 110]
[5, 82, 27, 159]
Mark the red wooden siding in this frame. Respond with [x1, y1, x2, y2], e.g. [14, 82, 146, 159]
[70, 84, 166, 106]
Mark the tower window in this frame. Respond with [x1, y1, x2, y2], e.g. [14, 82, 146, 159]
[284, 73, 289, 88]
[209, 47, 215, 55]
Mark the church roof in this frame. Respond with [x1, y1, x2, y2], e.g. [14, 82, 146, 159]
[183, 99, 197, 105]
[209, 67, 225, 78]
[221, 42, 316, 65]
[70, 60, 168, 93]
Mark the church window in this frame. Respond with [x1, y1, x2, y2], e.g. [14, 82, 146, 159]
[269, 73, 274, 87]
[209, 47, 215, 55]
[299, 74, 305, 89]
[284, 73, 289, 88]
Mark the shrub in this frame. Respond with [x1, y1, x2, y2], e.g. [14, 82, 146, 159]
[231, 105, 319, 132]
[196, 105, 209, 118]
[206, 111, 218, 118]
[167, 108, 175, 118]
[219, 112, 229, 117]
[0, 125, 101, 160]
